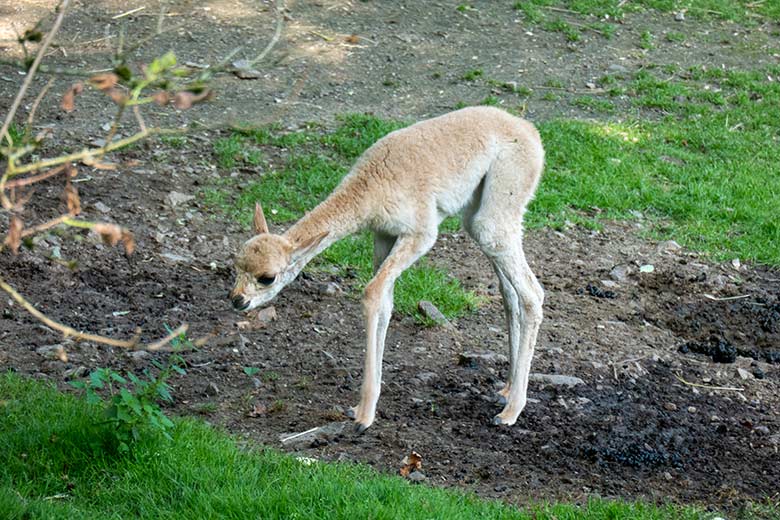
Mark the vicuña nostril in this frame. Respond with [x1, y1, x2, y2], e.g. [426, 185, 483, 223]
[231, 296, 246, 309]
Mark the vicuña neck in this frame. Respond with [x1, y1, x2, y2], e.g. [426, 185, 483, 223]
[283, 182, 368, 257]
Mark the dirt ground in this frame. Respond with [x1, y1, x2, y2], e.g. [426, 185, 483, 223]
[1, 0, 779, 513]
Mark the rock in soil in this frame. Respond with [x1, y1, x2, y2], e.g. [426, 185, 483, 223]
[418, 300, 452, 328]
[407, 471, 427, 482]
[237, 306, 277, 330]
[458, 350, 509, 368]
[166, 191, 195, 208]
[528, 373, 585, 388]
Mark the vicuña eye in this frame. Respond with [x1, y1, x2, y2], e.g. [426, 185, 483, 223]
[256, 275, 276, 286]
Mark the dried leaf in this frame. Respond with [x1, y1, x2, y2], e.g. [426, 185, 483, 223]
[399, 451, 422, 477]
[107, 88, 128, 105]
[173, 89, 212, 110]
[60, 82, 84, 113]
[345, 34, 360, 44]
[121, 230, 135, 255]
[64, 181, 81, 215]
[5, 216, 23, 254]
[89, 72, 119, 91]
[248, 403, 267, 417]
[92, 223, 122, 247]
[151, 91, 170, 106]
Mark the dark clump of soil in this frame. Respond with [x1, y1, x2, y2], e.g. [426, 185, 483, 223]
[679, 335, 780, 365]
[582, 283, 617, 299]
[581, 443, 683, 469]
[679, 335, 738, 364]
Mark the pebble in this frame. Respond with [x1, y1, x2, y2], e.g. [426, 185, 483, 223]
[205, 382, 220, 396]
[418, 300, 452, 328]
[674, 11, 685, 21]
[687, 406, 696, 413]
[529, 373, 584, 388]
[407, 471, 427, 482]
[166, 191, 195, 208]
[664, 402, 677, 411]
[609, 264, 631, 283]
[458, 351, 508, 367]
[753, 425, 770, 436]
[319, 282, 342, 296]
[93, 201, 111, 213]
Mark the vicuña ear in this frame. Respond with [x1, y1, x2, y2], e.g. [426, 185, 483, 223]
[291, 231, 329, 263]
[253, 202, 269, 235]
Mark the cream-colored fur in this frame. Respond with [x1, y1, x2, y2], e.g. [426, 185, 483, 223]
[231, 106, 545, 431]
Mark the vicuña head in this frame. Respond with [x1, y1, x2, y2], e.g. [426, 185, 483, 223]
[230, 202, 326, 312]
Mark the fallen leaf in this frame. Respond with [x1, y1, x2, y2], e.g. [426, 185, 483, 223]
[5, 216, 23, 254]
[399, 451, 422, 477]
[60, 82, 83, 112]
[89, 72, 119, 91]
[345, 34, 360, 44]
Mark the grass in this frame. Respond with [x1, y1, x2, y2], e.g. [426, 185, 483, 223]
[0, 372, 726, 519]
[511, 0, 780, 23]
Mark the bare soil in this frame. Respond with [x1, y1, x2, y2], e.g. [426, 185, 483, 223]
[2, 0, 779, 512]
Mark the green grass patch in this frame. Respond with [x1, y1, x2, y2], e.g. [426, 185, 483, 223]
[510, 0, 780, 23]
[0, 373, 730, 519]
[531, 67, 780, 263]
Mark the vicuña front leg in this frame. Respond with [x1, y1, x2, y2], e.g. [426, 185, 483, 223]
[350, 232, 437, 432]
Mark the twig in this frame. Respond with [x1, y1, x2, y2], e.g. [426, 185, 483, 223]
[248, 0, 284, 67]
[112, 6, 146, 20]
[703, 293, 751, 301]
[673, 373, 744, 392]
[2, 164, 70, 190]
[132, 105, 147, 133]
[0, 0, 71, 146]
[0, 274, 188, 350]
[20, 214, 72, 238]
[25, 77, 55, 134]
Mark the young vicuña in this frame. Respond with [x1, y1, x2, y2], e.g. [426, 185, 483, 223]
[230, 106, 545, 431]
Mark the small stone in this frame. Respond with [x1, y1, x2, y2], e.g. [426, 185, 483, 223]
[128, 350, 150, 360]
[418, 300, 452, 328]
[730, 258, 741, 270]
[166, 191, 195, 208]
[93, 201, 111, 213]
[252, 377, 262, 389]
[737, 367, 752, 380]
[608, 64, 629, 74]
[609, 264, 631, 282]
[664, 402, 678, 411]
[657, 240, 682, 253]
[528, 373, 585, 388]
[687, 406, 696, 413]
[63, 366, 88, 379]
[236, 306, 277, 331]
[639, 264, 655, 274]
[753, 425, 770, 436]
[160, 252, 193, 263]
[407, 471, 427, 482]
[319, 282, 342, 296]
[205, 382, 220, 396]
[674, 11, 685, 21]
[663, 471, 673, 481]
[710, 415, 721, 422]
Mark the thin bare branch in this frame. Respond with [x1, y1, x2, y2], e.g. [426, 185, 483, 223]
[0, 274, 189, 351]
[25, 77, 56, 134]
[2, 164, 69, 190]
[0, 0, 71, 145]
[248, 0, 285, 67]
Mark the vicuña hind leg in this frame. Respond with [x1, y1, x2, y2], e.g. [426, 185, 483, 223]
[351, 231, 437, 432]
[465, 217, 543, 425]
[490, 247, 543, 425]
